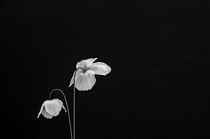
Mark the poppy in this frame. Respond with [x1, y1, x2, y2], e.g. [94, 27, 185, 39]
[69, 58, 111, 91]
[37, 98, 66, 119]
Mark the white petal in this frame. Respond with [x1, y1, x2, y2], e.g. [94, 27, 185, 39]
[37, 104, 44, 118]
[42, 107, 53, 119]
[38, 99, 65, 119]
[76, 60, 84, 69]
[45, 99, 62, 116]
[54, 99, 66, 113]
[37, 101, 54, 119]
[85, 70, 96, 90]
[75, 74, 89, 91]
[84, 58, 97, 68]
[37, 100, 51, 118]
[76, 58, 97, 69]
[89, 62, 111, 75]
[75, 71, 96, 91]
[69, 75, 74, 87]
[68, 69, 84, 87]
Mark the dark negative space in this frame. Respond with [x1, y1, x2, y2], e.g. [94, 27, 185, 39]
[1, 0, 209, 138]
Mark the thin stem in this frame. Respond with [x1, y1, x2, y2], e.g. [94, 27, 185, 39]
[71, 67, 85, 139]
[73, 81, 75, 139]
[72, 68, 84, 139]
[49, 88, 73, 139]
[73, 70, 76, 139]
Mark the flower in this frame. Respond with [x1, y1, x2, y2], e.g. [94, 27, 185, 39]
[69, 58, 111, 91]
[37, 98, 66, 119]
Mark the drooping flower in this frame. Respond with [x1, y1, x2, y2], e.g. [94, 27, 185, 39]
[69, 58, 111, 91]
[37, 98, 66, 119]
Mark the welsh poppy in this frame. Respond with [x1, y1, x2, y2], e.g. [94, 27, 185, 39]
[69, 58, 111, 91]
[37, 98, 66, 119]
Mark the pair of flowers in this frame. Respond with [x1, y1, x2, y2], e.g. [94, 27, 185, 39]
[37, 58, 111, 119]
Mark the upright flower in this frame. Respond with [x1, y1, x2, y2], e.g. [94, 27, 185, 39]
[37, 98, 66, 119]
[69, 58, 111, 91]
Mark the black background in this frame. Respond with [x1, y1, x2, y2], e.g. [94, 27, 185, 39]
[1, 0, 209, 138]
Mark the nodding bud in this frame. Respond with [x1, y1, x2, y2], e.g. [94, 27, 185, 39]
[37, 99, 66, 119]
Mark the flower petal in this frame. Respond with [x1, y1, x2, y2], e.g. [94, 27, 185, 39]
[69, 75, 74, 87]
[89, 62, 111, 75]
[76, 58, 97, 69]
[37, 101, 54, 119]
[42, 107, 54, 119]
[37, 99, 66, 119]
[56, 99, 67, 113]
[84, 58, 97, 68]
[69, 69, 84, 87]
[85, 70, 96, 90]
[75, 74, 89, 91]
[75, 70, 96, 91]
[37, 104, 45, 118]
[45, 99, 63, 116]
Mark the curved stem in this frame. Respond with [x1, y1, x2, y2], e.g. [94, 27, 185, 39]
[49, 88, 73, 139]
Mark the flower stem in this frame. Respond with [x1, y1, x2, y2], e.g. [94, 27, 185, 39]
[71, 67, 85, 139]
[49, 88, 73, 139]
[73, 78, 76, 139]
[72, 68, 85, 139]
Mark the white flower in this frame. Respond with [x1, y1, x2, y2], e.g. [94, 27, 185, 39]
[69, 58, 111, 91]
[37, 99, 66, 119]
